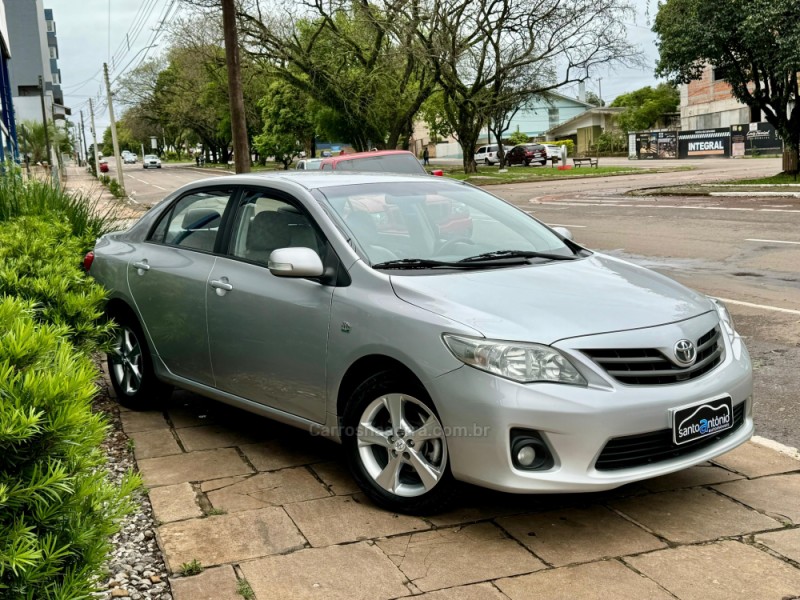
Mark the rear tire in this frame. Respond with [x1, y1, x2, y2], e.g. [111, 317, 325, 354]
[107, 313, 172, 410]
[484, 158, 490, 165]
[342, 370, 458, 514]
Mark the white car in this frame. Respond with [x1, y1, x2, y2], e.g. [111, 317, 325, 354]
[541, 144, 563, 159]
[143, 154, 162, 169]
[474, 144, 502, 165]
[123, 152, 137, 164]
[296, 158, 323, 171]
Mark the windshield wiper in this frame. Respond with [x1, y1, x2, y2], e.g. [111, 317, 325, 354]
[459, 250, 578, 263]
[371, 258, 525, 270]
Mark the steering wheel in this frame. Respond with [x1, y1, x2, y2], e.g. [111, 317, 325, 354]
[435, 237, 476, 255]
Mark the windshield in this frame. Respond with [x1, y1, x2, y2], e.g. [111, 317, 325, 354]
[319, 181, 575, 266]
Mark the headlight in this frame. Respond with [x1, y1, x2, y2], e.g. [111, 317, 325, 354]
[709, 297, 736, 338]
[442, 334, 587, 385]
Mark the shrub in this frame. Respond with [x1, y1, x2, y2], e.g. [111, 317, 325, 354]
[553, 139, 576, 155]
[107, 178, 125, 199]
[0, 177, 119, 249]
[0, 217, 114, 353]
[0, 296, 139, 599]
[507, 130, 530, 146]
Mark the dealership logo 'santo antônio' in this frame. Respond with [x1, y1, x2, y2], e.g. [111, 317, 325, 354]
[676, 402, 731, 443]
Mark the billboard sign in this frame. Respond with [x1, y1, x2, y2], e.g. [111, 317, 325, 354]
[730, 122, 782, 156]
[678, 128, 730, 158]
[632, 131, 678, 159]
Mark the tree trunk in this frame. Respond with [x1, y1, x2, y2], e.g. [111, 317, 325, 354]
[457, 126, 480, 174]
[222, 0, 250, 173]
[493, 130, 505, 167]
[783, 146, 798, 175]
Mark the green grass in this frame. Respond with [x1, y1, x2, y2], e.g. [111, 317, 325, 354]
[720, 173, 800, 185]
[237, 579, 256, 600]
[436, 164, 645, 184]
[180, 559, 204, 576]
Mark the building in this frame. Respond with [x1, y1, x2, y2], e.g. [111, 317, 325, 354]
[3, 0, 68, 125]
[546, 107, 625, 155]
[412, 91, 596, 159]
[680, 64, 758, 130]
[0, 0, 17, 161]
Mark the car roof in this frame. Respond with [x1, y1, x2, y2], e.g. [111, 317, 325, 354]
[181, 171, 465, 194]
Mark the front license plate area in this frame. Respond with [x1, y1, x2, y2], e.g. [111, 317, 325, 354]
[672, 396, 733, 446]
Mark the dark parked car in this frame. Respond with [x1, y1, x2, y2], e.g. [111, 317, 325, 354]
[504, 144, 547, 167]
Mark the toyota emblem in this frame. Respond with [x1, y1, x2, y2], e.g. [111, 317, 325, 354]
[673, 339, 696, 366]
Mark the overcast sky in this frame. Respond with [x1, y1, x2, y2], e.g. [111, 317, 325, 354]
[48, 0, 661, 136]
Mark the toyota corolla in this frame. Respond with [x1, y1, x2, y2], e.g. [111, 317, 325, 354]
[86, 173, 753, 514]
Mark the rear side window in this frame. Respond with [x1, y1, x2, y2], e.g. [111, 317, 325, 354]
[149, 189, 234, 252]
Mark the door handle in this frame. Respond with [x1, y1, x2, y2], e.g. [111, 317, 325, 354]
[210, 279, 233, 292]
[133, 260, 150, 274]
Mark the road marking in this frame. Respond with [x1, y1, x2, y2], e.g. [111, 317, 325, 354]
[745, 238, 800, 245]
[716, 297, 800, 316]
[547, 223, 587, 228]
[531, 201, 800, 214]
[152, 184, 167, 191]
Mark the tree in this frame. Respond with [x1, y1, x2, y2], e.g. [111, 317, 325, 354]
[653, 0, 800, 173]
[412, 0, 641, 173]
[586, 91, 605, 107]
[235, 0, 435, 151]
[507, 130, 529, 146]
[610, 83, 679, 131]
[254, 80, 316, 169]
[17, 120, 71, 163]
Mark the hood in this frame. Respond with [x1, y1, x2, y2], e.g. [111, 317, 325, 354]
[390, 253, 714, 344]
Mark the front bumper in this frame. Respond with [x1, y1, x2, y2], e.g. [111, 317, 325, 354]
[430, 314, 753, 493]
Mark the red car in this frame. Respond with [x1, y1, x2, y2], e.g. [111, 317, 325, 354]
[98, 159, 109, 173]
[320, 150, 443, 176]
[504, 144, 547, 166]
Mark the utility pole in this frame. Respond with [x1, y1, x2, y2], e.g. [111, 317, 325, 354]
[80, 110, 89, 166]
[89, 98, 101, 177]
[597, 77, 603, 105]
[103, 62, 126, 195]
[221, 0, 250, 173]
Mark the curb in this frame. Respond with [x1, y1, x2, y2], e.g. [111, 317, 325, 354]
[752, 436, 800, 461]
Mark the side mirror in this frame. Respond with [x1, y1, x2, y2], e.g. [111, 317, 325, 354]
[268, 247, 324, 278]
[552, 226, 573, 240]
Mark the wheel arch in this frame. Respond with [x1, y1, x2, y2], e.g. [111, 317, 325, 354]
[336, 354, 427, 422]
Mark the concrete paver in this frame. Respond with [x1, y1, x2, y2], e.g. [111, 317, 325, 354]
[610, 488, 781, 544]
[284, 494, 429, 547]
[712, 441, 800, 478]
[148, 482, 202, 524]
[239, 542, 409, 600]
[757, 528, 800, 564]
[497, 506, 666, 566]
[376, 523, 545, 592]
[158, 507, 305, 573]
[170, 565, 241, 600]
[129, 429, 182, 460]
[175, 424, 268, 452]
[119, 410, 169, 433]
[625, 540, 800, 600]
[206, 468, 331, 512]
[138, 448, 253, 487]
[496, 560, 675, 600]
[309, 460, 360, 496]
[714, 474, 800, 524]
[412, 582, 507, 599]
[240, 439, 327, 471]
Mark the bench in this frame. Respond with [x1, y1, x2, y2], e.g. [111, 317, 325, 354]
[572, 157, 599, 168]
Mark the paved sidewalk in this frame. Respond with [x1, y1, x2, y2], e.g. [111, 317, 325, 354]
[63, 165, 147, 224]
[105, 381, 800, 600]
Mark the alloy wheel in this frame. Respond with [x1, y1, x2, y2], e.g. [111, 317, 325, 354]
[356, 393, 448, 498]
[110, 326, 144, 395]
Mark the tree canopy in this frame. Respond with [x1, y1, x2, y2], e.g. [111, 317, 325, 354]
[653, 0, 800, 171]
[610, 83, 679, 132]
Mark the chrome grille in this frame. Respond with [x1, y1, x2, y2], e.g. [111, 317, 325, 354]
[584, 327, 723, 385]
[595, 401, 745, 471]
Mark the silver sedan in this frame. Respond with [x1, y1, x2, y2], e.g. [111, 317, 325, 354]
[87, 173, 753, 513]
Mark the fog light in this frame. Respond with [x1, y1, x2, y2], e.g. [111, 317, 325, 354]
[510, 429, 555, 471]
[516, 445, 536, 467]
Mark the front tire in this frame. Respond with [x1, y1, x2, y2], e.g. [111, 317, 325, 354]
[107, 313, 172, 410]
[342, 370, 457, 514]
